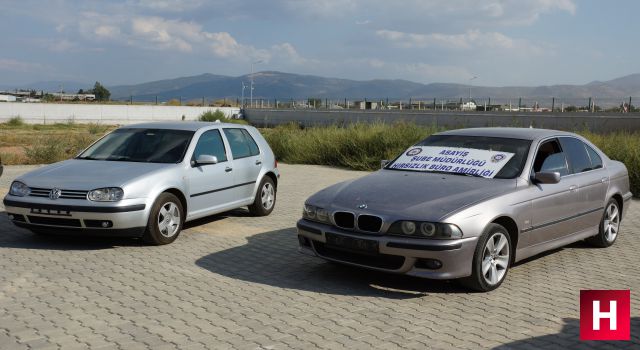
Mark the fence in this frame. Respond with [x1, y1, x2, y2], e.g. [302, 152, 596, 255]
[0, 102, 241, 124]
[239, 96, 640, 113]
[244, 109, 640, 133]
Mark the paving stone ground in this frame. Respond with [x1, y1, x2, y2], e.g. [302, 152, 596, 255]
[0, 163, 638, 349]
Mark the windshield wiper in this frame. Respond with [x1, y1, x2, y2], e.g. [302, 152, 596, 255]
[76, 156, 98, 160]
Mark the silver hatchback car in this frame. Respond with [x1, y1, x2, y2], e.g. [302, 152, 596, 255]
[297, 128, 631, 291]
[4, 122, 279, 245]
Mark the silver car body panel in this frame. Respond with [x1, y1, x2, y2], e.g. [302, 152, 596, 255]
[4, 122, 279, 235]
[299, 127, 632, 279]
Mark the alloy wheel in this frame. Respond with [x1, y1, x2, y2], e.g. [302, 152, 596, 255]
[157, 202, 181, 238]
[603, 202, 620, 243]
[261, 182, 275, 210]
[482, 232, 510, 286]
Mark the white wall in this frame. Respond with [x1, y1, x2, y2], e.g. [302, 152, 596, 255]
[0, 102, 241, 124]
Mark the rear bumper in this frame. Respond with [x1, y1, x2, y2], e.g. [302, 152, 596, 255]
[297, 219, 478, 279]
[4, 197, 148, 237]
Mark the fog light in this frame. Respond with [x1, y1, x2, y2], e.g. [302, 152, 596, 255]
[415, 258, 442, 270]
[101, 221, 110, 228]
[8, 214, 14, 220]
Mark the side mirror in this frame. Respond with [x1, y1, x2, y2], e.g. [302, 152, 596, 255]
[381, 160, 390, 169]
[532, 171, 561, 184]
[194, 154, 218, 166]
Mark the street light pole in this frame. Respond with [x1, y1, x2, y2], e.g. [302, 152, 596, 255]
[250, 60, 263, 108]
[241, 82, 247, 108]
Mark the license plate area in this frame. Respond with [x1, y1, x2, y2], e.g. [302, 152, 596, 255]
[325, 232, 379, 254]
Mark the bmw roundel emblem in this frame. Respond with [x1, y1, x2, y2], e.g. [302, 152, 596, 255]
[49, 188, 62, 200]
[358, 203, 367, 209]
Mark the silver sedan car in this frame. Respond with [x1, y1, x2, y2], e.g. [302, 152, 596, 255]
[297, 128, 631, 291]
[4, 122, 279, 245]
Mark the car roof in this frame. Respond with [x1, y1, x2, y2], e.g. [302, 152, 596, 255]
[122, 121, 247, 131]
[435, 127, 577, 141]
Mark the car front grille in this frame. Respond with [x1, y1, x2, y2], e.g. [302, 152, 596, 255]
[333, 212, 355, 230]
[313, 241, 405, 270]
[29, 187, 88, 200]
[357, 215, 383, 233]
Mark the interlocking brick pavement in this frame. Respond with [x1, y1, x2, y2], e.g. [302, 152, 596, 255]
[0, 164, 638, 349]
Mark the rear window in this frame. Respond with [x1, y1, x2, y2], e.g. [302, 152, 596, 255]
[223, 128, 259, 159]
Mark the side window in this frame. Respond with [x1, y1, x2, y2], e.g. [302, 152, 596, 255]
[192, 130, 227, 163]
[533, 139, 569, 176]
[559, 137, 593, 173]
[223, 128, 252, 159]
[241, 129, 260, 156]
[585, 144, 603, 169]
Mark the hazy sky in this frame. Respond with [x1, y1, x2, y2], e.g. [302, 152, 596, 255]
[0, 0, 637, 87]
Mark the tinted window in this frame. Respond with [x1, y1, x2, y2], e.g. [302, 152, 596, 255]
[78, 128, 193, 163]
[411, 135, 531, 179]
[534, 139, 569, 176]
[559, 137, 593, 173]
[223, 128, 253, 159]
[192, 129, 227, 163]
[241, 129, 260, 156]
[585, 144, 603, 169]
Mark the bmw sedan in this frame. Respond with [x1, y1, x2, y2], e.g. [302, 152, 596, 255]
[297, 128, 631, 291]
[4, 122, 279, 245]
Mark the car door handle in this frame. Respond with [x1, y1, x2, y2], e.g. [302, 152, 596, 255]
[255, 160, 262, 165]
[601, 177, 608, 183]
[225, 167, 233, 172]
[569, 185, 578, 192]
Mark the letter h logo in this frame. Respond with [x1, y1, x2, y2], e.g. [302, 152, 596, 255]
[580, 290, 630, 340]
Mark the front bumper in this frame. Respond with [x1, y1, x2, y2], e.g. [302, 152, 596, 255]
[4, 197, 148, 237]
[297, 219, 478, 279]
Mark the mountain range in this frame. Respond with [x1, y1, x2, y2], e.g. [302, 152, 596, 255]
[6, 72, 640, 101]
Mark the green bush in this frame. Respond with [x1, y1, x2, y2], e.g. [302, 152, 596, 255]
[263, 122, 640, 196]
[6, 116, 24, 127]
[264, 122, 441, 170]
[198, 110, 227, 122]
[24, 134, 94, 164]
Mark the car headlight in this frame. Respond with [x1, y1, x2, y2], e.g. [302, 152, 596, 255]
[388, 221, 462, 239]
[302, 204, 331, 224]
[87, 187, 124, 202]
[9, 181, 31, 197]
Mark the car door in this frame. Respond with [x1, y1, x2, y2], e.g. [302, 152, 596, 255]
[559, 137, 608, 232]
[527, 138, 580, 247]
[222, 128, 262, 201]
[186, 129, 236, 217]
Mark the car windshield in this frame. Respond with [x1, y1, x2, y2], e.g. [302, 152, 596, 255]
[77, 128, 194, 163]
[387, 135, 531, 179]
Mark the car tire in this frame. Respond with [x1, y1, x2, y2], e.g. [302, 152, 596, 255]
[460, 223, 512, 292]
[142, 193, 184, 245]
[586, 198, 620, 248]
[248, 176, 276, 216]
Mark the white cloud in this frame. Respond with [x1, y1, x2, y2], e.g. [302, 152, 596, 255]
[376, 29, 546, 54]
[0, 59, 46, 72]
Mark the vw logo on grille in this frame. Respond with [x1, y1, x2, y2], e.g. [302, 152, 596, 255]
[357, 203, 367, 209]
[49, 188, 62, 200]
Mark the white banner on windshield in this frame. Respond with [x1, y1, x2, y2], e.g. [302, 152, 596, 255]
[389, 146, 515, 178]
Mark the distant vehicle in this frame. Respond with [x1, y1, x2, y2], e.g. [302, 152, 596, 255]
[4, 122, 279, 245]
[297, 128, 631, 291]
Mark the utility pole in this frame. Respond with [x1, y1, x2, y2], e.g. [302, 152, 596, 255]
[241, 82, 247, 108]
[468, 76, 477, 108]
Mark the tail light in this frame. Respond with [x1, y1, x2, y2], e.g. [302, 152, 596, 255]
[275, 159, 278, 168]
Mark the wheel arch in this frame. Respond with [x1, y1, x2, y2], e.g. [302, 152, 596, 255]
[611, 193, 623, 215]
[162, 188, 188, 214]
[263, 171, 278, 189]
[490, 215, 519, 263]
